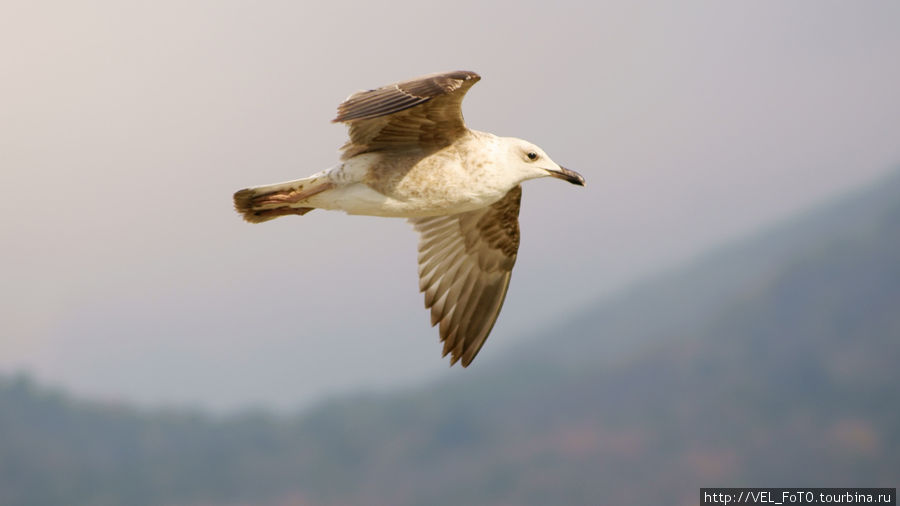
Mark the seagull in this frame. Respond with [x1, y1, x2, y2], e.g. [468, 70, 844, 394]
[234, 70, 585, 367]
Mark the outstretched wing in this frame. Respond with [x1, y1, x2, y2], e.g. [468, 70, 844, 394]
[333, 70, 480, 159]
[409, 186, 522, 367]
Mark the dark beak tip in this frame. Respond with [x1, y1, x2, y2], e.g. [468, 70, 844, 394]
[554, 166, 586, 187]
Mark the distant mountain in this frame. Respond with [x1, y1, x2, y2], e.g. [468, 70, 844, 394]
[506, 165, 900, 372]
[2, 169, 899, 506]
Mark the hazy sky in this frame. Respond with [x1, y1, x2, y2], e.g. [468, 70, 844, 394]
[2, 0, 899, 412]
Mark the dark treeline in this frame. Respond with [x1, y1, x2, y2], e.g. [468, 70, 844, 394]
[2, 170, 899, 506]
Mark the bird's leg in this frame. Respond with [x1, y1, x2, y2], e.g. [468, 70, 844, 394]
[253, 182, 335, 207]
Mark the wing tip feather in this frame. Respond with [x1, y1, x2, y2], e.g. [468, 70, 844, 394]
[331, 70, 481, 124]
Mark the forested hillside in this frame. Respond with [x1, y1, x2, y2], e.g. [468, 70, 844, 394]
[2, 171, 899, 506]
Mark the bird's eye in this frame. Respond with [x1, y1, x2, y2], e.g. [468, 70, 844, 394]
[527, 152, 538, 161]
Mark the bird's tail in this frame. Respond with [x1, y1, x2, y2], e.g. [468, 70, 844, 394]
[233, 174, 334, 223]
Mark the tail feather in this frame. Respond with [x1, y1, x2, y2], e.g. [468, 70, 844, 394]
[233, 176, 332, 223]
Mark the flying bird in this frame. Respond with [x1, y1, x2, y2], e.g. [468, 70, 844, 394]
[234, 70, 585, 366]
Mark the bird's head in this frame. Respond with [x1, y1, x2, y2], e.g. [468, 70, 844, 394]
[502, 138, 585, 187]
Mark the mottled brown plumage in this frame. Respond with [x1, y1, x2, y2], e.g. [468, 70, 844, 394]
[233, 70, 584, 367]
[334, 71, 480, 159]
[409, 186, 521, 366]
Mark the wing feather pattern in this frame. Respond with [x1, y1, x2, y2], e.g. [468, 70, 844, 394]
[409, 186, 522, 366]
[333, 70, 480, 159]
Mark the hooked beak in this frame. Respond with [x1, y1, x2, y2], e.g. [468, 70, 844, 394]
[546, 166, 585, 186]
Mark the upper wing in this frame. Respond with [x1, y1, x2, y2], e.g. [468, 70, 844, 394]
[409, 186, 522, 367]
[333, 70, 480, 159]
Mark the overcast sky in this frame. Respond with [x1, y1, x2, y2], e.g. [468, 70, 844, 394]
[2, 0, 899, 412]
